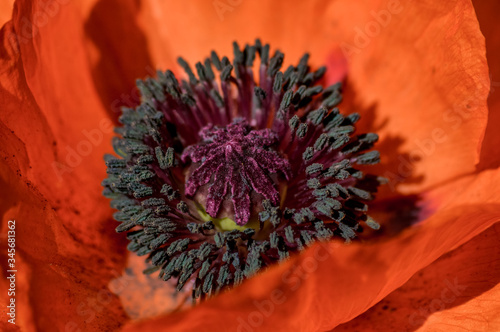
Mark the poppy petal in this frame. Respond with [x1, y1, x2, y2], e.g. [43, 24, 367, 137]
[1, 154, 128, 331]
[0, 0, 13, 27]
[331, 222, 500, 332]
[473, 0, 500, 170]
[120, 166, 500, 331]
[0, 1, 127, 330]
[133, 0, 489, 195]
[324, 0, 489, 194]
[1, 0, 114, 220]
[135, 0, 360, 69]
[83, 0, 155, 121]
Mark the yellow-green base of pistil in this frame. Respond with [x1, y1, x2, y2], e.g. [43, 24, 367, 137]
[196, 205, 261, 232]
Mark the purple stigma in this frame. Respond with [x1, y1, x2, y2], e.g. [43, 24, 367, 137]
[182, 119, 290, 225]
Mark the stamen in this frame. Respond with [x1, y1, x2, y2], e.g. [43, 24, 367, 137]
[103, 40, 385, 301]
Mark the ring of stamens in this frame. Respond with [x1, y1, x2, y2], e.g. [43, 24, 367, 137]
[103, 39, 384, 300]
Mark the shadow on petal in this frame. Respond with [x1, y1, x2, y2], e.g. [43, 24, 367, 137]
[338, 80, 424, 237]
[474, 0, 500, 171]
[84, 0, 155, 123]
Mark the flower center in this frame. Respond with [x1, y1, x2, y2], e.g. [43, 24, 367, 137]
[103, 39, 385, 301]
[182, 119, 290, 226]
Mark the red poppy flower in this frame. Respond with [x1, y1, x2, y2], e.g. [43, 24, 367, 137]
[0, 1, 499, 332]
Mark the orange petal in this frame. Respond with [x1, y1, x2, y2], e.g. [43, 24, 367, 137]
[0, 1, 128, 330]
[136, 0, 344, 70]
[1, 0, 113, 224]
[133, 0, 490, 195]
[120, 162, 500, 331]
[0, 0, 13, 27]
[332, 222, 500, 332]
[474, 0, 500, 170]
[0, 154, 127, 331]
[328, 0, 489, 194]
[82, 0, 155, 121]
